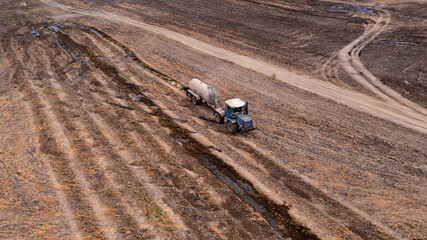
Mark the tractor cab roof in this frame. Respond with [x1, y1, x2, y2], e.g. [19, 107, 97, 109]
[225, 98, 246, 108]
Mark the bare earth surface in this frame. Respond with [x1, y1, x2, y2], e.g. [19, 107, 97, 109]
[1, 0, 426, 239]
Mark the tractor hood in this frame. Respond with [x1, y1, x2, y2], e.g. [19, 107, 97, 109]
[237, 114, 254, 131]
[237, 113, 251, 122]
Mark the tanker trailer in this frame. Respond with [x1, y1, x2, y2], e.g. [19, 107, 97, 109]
[186, 78, 219, 108]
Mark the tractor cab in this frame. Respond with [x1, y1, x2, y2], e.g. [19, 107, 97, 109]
[224, 98, 247, 118]
[222, 98, 255, 133]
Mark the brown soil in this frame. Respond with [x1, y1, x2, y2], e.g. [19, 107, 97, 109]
[1, 0, 426, 240]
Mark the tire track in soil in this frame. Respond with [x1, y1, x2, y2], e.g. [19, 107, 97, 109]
[317, 52, 353, 89]
[338, 11, 427, 117]
[36, 0, 427, 238]
[59, 28, 260, 239]
[43, 58, 165, 238]
[0, 63, 78, 239]
[13, 43, 116, 239]
[38, 22, 284, 238]
[8, 37, 103, 239]
[85, 24, 402, 240]
[14, 17, 398, 240]
[32, 46, 130, 240]
[10, 25, 173, 239]
[33, 30, 183, 238]
[41, 27, 215, 239]
[61, 24, 319, 240]
[73, 28, 282, 239]
[317, 17, 376, 86]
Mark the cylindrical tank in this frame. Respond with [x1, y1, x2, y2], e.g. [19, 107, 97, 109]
[189, 78, 219, 107]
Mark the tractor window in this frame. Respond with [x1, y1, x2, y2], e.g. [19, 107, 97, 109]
[226, 105, 231, 113]
[234, 107, 243, 114]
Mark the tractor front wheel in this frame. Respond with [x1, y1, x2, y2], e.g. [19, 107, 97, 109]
[227, 122, 237, 134]
[187, 92, 192, 102]
[215, 112, 224, 124]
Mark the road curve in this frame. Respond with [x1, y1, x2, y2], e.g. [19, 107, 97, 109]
[39, 0, 427, 134]
[338, 11, 427, 117]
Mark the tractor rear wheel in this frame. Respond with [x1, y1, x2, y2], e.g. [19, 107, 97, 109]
[227, 122, 237, 134]
[214, 112, 224, 124]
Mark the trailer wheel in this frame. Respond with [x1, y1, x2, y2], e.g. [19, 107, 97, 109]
[192, 96, 199, 105]
[227, 122, 237, 134]
[214, 112, 224, 124]
[187, 92, 192, 102]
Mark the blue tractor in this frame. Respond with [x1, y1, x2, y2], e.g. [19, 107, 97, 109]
[186, 78, 255, 134]
[214, 98, 255, 134]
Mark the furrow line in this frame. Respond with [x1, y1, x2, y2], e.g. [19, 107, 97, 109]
[10, 41, 104, 238]
[1, 31, 80, 239]
[35, 43, 156, 239]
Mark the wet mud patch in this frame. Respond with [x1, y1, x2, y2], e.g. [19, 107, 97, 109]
[176, 138, 190, 144]
[29, 26, 40, 38]
[201, 158, 284, 236]
[171, 118, 186, 123]
[347, 18, 369, 24]
[241, 0, 365, 22]
[396, 14, 423, 19]
[367, 41, 420, 46]
[325, 4, 376, 15]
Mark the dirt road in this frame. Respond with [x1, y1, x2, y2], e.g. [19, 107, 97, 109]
[1, 0, 426, 239]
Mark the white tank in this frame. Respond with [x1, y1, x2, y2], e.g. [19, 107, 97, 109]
[189, 78, 219, 108]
